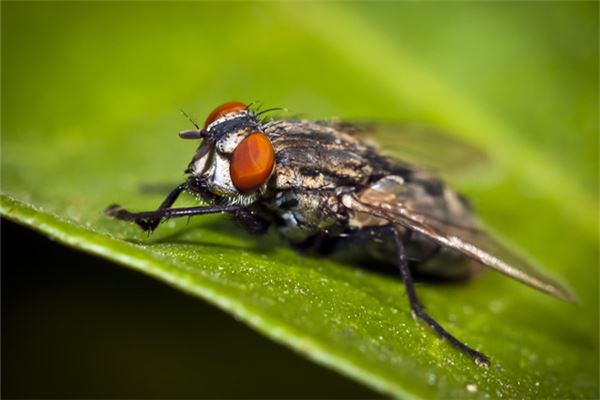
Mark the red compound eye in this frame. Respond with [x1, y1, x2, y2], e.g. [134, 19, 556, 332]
[204, 101, 247, 128]
[230, 132, 275, 192]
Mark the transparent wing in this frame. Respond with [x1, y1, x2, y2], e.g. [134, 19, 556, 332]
[329, 121, 489, 176]
[347, 176, 576, 302]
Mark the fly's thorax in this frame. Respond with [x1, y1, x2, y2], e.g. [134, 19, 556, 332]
[264, 120, 375, 191]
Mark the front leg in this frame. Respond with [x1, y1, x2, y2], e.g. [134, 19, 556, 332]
[105, 182, 186, 231]
[105, 182, 240, 232]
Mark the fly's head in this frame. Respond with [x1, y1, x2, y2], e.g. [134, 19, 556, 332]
[180, 101, 276, 205]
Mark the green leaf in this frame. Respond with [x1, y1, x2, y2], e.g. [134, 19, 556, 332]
[2, 2, 598, 399]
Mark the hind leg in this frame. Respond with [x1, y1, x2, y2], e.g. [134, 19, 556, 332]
[390, 226, 490, 366]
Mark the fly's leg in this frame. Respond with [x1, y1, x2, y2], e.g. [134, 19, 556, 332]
[105, 183, 240, 232]
[105, 183, 187, 231]
[105, 203, 241, 231]
[391, 226, 490, 367]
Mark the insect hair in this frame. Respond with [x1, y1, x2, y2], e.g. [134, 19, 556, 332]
[180, 108, 200, 130]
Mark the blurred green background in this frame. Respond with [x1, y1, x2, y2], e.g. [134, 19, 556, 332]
[2, 1, 598, 398]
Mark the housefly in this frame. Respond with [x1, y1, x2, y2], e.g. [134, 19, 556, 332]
[105, 101, 575, 366]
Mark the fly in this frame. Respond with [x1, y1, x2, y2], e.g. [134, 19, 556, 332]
[105, 101, 575, 367]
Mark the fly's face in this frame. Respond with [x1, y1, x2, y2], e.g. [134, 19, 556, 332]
[182, 102, 276, 204]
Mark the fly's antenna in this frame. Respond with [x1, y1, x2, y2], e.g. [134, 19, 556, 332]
[180, 109, 200, 130]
